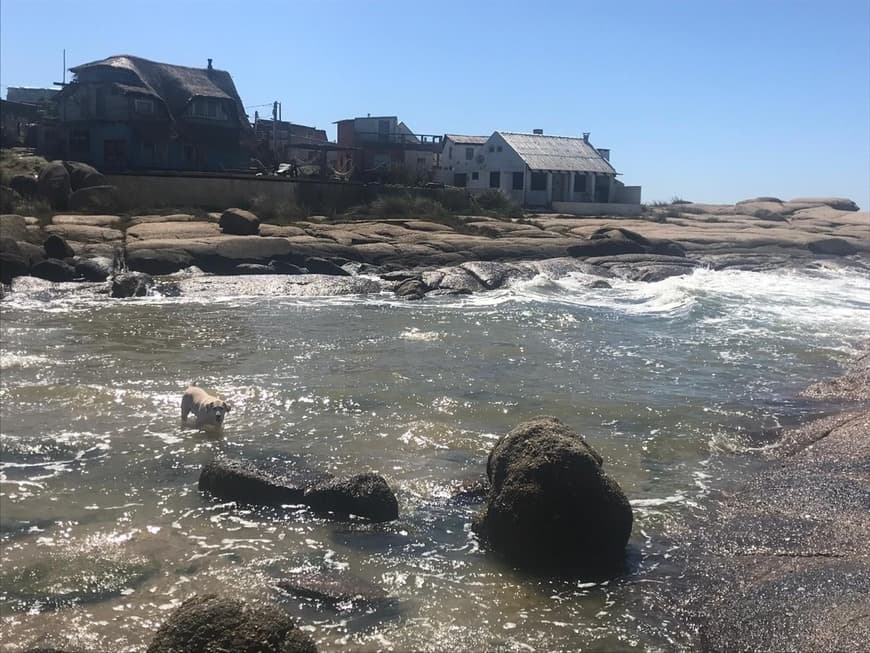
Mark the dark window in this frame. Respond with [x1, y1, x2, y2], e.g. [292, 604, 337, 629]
[135, 98, 155, 115]
[69, 129, 90, 154]
[103, 139, 126, 168]
[574, 173, 587, 192]
[488, 146, 494, 153]
[497, 145, 503, 152]
[448, 147, 453, 159]
[378, 119, 390, 142]
[142, 142, 157, 163]
[490, 171, 501, 188]
[512, 172, 524, 190]
[95, 87, 107, 118]
[471, 171, 479, 180]
[183, 144, 196, 163]
[530, 172, 547, 191]
[465, 147, 474, 160]
[454, 173, 468, 187]
[190, 98, 226, 120]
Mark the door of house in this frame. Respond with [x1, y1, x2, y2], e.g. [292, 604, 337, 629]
[552, 173, 565, 202]
[103, 139, 127, 170]
[454, 173, 467, 188]
[594, 175, 610, 203]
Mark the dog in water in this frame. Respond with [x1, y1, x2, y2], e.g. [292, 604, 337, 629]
[181, 383, 231, 430]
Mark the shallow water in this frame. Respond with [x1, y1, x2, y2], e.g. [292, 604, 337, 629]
[1, 265, 868, 651]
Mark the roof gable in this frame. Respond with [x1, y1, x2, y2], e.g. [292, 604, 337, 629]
[497, 131, 616, 174]
[444, 134, 488, 145]
[69, 55, 249, 129]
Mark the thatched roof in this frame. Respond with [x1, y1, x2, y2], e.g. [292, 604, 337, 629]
[69, 55, 249, 129]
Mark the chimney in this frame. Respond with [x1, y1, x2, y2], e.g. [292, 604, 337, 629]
[582, 132, 590, 143]
[206, 58, 213, 79]
[532, 128, 544, 135]
[597, 148, 610, 161]
[207, 58, 213, 70]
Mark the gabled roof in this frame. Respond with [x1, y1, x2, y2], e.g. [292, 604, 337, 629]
[68, 55, 249, 129]
[444, 134, 488, 145]
[497, 131, 616, 174]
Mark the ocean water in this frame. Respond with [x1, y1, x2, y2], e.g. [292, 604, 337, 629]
[1, 264, 868, 651]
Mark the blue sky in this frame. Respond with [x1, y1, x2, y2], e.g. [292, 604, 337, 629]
[2, 0, 868, 207]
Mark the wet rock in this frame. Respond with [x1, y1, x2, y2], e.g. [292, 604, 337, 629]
[17, 241, 45, 266]
[0, 251, 29, 284]
[219, 208, 260, 235]
[36, 161, 71, 209]
[304, 256, 350, 276]
[127, 248, 194, 276]
[268, 259, 306, 275]
[801, 350, 870, 402]
[147, 594, 317, 653]
[274, 571, 391, 609]
[0, 547, 157, 611]
[431, 266, 486, 293]
[43, 234, 74, 259]
[304, 473, 399, 522]
[67, 185, 119, 212]
[234, 263, 276, 275]
[198, 458, 310, 506]
[31, 258, 75, 282]
[394, 277, 427, 300]
[62, 160, 107, 191]
[73, 256, 113, 281]
[111, 271, 153, 298]
[588, 279, 612, 289]
[474, 416, 633, 574]
[807, 237, 858, 256]
[448, 476, 490, 506]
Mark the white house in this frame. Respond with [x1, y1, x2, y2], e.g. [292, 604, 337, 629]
[438, 130, 642, 215]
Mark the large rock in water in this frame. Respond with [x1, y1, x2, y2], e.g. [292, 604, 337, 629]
[44, 234, 74, 259]
[111, 271, 153, 298]
[304, 473, 399, 522]
[219, 208, 260, 235]
[37, 161, 71, 209]
[147, 594, 317, 653]
[198, 459, 309, 506]
[474, 416, 633, 574]
[31, 258, 75, 282]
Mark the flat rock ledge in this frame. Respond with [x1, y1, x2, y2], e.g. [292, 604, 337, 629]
[199, 458, 399, 523]
[670, 350, 870, 651]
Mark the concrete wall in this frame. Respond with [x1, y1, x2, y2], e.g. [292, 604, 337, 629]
[551, 201, 642, 216]
[615, 184, 642, 204]
[106, 173, 299, 209]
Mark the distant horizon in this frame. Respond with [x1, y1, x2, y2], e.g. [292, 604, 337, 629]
[2, 0, 868, 209]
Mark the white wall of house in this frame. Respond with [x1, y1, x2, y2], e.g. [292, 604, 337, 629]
[438, 137, 487, 187]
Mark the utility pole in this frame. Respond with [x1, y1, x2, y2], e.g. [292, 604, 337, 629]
[272, 101, 278, 163]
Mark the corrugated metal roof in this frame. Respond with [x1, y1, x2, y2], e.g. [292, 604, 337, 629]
[498, 132, 616, 174]
[445, 134, 488, 145]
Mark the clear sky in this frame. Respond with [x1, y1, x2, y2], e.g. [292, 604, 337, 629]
[2, 0, 868, 207]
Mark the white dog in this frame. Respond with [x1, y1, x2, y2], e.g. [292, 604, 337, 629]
[181, 383, 231, 429]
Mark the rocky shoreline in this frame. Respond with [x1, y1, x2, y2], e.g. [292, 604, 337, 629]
[2, 196, 868, 300]
[669, 348, 870, 651]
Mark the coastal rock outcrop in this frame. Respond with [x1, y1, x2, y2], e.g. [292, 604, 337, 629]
[219, 208, 260, 235]
[147, 594, 317, 653]
[474, 416, 633, 574]
[68, 185, 120, 213]
[111, 271, 153, 298]
[73, 256, 114, 281]
[43, 234, 74, 259]
[304, 472, 400, 523]
[63, 160, 107, 191]
[36, 161, 71, 209]
[31, 258, 75, 282]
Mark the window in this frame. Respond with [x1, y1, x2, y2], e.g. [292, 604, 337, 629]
[142, 142, 157, 163]
[135, 98, 155, 115]
[448, 147, 453, 159]
[103, 139, 127, 168]
[488, 146, 494, 153]
[490, 171, 501, 188]
[530, 172, 547, 191]
[471, 171, 478, 180]
[69, 129, 90, 154]
[465, 147, 474, 160]
[183, 144, 196, 162]
[454, 173, 467, 187]
[512, 172, 524, 190]
[497, 146, 503, 152]
[190, 98, 227, 120]
[574, 173, 588, 193]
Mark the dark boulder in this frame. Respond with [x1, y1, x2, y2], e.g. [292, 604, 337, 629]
[31, 258, 75, 282]
[268, 259, 307, 275]
[146, 594, 317, 653]
[474, 416, 633, 575]
[127, 248, 194, 275]
[234, 263, 276, 275]
[111, 271, 153, 298]
[198, 459, 308, 506]
[17, 241, 46, 267]
[74, 256, 114, 281]
[219, 208, 260, 235]
[394, 277, 427, 300]
[68, 185, 119, 212]
[63, 160, 107, 191]
[807, 238, 858, 256]
[0, 236, 20, 255]
[304, 472, 399, 522]
[36, 161, 71, 209]
[0, 251, 29, 284]
[304, 256, 351, 276]
[44, 234, 74, 259]
[10, 174, 38, 198]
